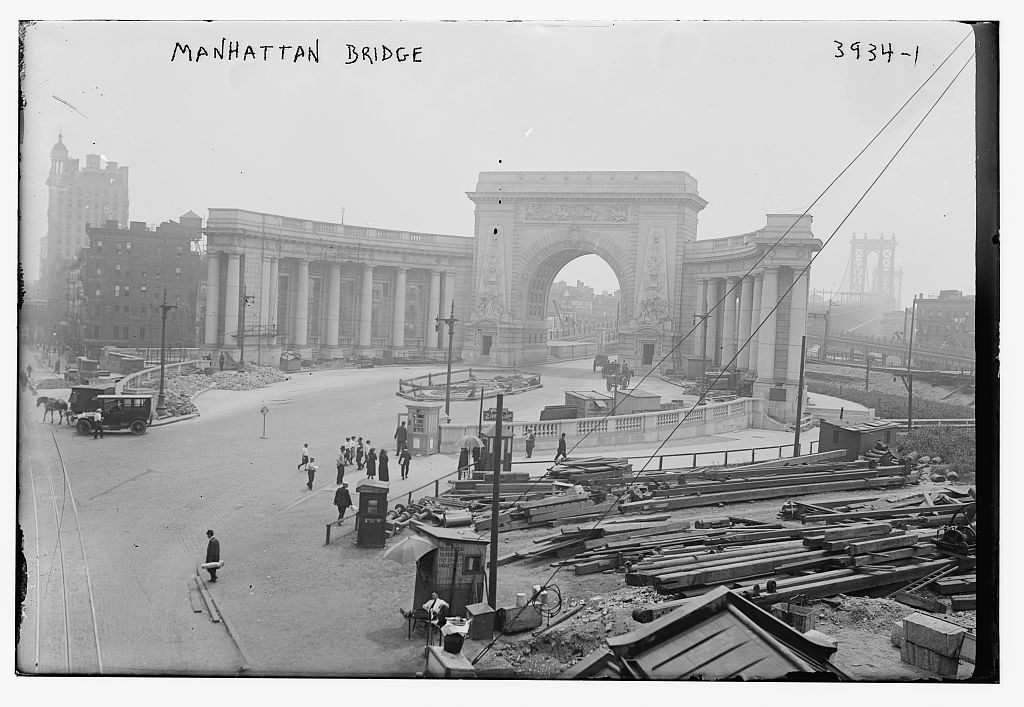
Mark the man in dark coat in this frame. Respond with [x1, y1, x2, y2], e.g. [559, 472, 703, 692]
[333, 484, 353, 520]
[378, 449, 390, 482]
[218, 352, 225, 371]
[356, 437, 365, 470]
[457, 447, 470, 478]
[554, 433, 568, 462]
[399, 448, 412, 480]
[394, 421, 408, 454]
[205, 530, 221, 582]
[366, 447, 377, 478]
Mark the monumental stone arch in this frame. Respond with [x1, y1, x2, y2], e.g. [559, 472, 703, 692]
[466, 171, 823, 421]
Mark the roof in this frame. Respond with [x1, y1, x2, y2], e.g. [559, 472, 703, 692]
[602, 587, 846, 680]
[414, 523, 489, 545]
[559, 648, 622, 679]
[820, 418, 900, 433]
[180, 210, 202, 219]
[565, 390, 613, 402]
[97, 394, 153, 399]
[616, 388, 659, 399]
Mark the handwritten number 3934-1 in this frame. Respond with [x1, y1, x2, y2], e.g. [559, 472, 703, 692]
[835, 41, 918, 66]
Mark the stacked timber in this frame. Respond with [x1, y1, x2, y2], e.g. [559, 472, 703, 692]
[547, 458, 633, 486]
[619, 460, 910, 515]
[473, 492, 614, 532]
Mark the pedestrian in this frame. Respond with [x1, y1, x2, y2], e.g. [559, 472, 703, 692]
[306, 457, 318, 490]
[347, 437, 357, 464]
[471, 446, 482, 471]
[297, 443, 310, 470]
[554, 432, 568, 462]
[333, 483, 353, 520]
[343, 437, 352, 464]
[394, 421, 408, 454]
[26, 364, 33, 379]
[378, 449, 390, 482]
[92, 408, 105, 439]
[18, 370, 27, 392]
[457, 447, 470, 479]
[399, 448, 412, 480]
[336, 446, 348, 485]
[205, 529, 221, 583]
[218, 352, 225, 371]
[366, 446, 377, 479]
[356, 437, 365, 470]
[525, 428, 536, 459]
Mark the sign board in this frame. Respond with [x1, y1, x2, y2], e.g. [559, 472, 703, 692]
[483, 408, 514, 423]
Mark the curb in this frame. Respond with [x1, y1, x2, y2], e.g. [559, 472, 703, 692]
[151, 412, 201, 427]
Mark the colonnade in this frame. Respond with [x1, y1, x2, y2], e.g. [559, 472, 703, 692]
[695, 265, 809, 383]
[202, 250, 456, 352]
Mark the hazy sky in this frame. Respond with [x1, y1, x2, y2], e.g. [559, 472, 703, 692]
[20, 20, 978, 306]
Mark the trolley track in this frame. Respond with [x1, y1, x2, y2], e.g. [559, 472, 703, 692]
[19, 414, 103, 675]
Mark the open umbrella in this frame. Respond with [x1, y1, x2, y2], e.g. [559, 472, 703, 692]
[454, 434, 484, 449]
[382, 534, 439, 565]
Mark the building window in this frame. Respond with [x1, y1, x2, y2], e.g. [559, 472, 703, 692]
[139, 327, 145, 339]
[123, 286, 130, 296]
[114, 285, 120, 297]
[96, 267, 102, 276]
[176, 246, 183, 257]
[95, 288, 101, 297]
[175, 267, 182, 279]
[115, 263, 121, 273]
[140, 306, 148, 315]
[126, 242, 131, 252]
[141, 285, 147, 293]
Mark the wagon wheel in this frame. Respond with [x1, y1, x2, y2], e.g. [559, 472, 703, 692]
[129, 419, 148, 435]
[76, 419, 92, 434]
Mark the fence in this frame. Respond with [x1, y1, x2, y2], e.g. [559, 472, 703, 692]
[116, 359, 208, 394]
[439, 398, 756, 454]
[885, 419, 976, 428]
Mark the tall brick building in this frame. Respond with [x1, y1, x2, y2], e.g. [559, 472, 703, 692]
[72, 213, 205, 356]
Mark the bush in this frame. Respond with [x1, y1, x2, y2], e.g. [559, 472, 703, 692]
[806, 379, 974, 419]
[896, 427, 976, 482]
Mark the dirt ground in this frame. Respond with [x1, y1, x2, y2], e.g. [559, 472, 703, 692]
[805, 362, 976, 408]
[469, 478, 978, 680]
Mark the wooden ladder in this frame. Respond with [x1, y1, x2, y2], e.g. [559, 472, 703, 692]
[886, 561, 958, 598]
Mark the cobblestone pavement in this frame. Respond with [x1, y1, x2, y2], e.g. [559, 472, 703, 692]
[16, 354, 817, 676]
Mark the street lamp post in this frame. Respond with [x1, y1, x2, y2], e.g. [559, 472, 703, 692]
[436, 301, 458, 419]
[157, 288, 178, 416]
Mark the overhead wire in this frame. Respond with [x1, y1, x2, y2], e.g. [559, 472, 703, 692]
[471, 45, 976, 667]
[492, 29, 975, 511]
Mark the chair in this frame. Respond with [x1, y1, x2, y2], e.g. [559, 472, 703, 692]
[404, 608, 430, 639]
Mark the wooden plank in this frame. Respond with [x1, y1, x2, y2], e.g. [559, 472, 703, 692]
[950, 594, 977, 611]
[822, 523, 893, 541]
[893, 590, 947, 614]
[845, 533, 921, 555]
[620, 477, 907, 514]
[849, 543, 936, 566]
[574, 557, 621, 575]
[935, 576, 977, 595]
[802, 503, 971, 523]
[653, 550, 831, 590]
[652, 468, 904, 498]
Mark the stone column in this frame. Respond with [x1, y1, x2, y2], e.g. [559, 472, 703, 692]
[223, 253, 240, 347]
[695, 279, 709, 357]
[748, 274, 764, 373]
[326, 263, 341, 348]
[203, 251, 220, 346]
[358, 263, 374, 348]
[427, 270, 441, 349]
[756, 267, 780, 381]
[392, 267, 407, 349]
[737, 276, 755, 370]
[786, 266, 810, 381]
[268, 257, 279, 329]
[721, 277, 739, 367]
[260, 256, 273, 329]
[294, 259, 309, 347]
[705, 278, 720, 365]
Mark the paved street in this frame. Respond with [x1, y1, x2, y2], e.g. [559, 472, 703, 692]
[17, 355, 815, 676]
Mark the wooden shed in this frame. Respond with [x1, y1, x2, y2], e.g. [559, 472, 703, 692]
[613, 387, 662, 416]
[818, 418, 901, 462]
[564, 390, 614, 418]
[411, 523, 489, 617]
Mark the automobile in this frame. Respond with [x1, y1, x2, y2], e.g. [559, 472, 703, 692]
[75, 394, 154, 435]
[354, 357, 375, 368]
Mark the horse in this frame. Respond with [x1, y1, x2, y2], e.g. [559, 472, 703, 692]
[36, 396, 69, 424]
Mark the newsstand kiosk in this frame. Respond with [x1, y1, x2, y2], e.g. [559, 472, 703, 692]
[355, 478, 390, 548]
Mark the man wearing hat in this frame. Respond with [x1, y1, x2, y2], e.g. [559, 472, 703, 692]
[205, 530, 221, 582]
[92, 408, 104, 439]
[333, 483, 353, 521]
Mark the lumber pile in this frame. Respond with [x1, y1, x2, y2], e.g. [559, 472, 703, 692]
[619, 460, 910, 515]
[472, 491, 613, 532]
[546, 457, 633, 486]
[799, 489, 972, 524]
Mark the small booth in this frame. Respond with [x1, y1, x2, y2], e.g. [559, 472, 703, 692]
[564, 390, 613, 418]
[479, 423, 513, 472]
[355, 478, 391, 548]
[279, 351, 302, 373]
[678, 354, 709, 379]
[613, 387, 662, 416]
[818, 418, 901, 462]
[406, 403, 442, 456]
[411, 524, 489, 617]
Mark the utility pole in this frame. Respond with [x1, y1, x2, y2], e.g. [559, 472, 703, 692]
[156, 288, 178, 416]
[793, 336, 807, 456]
[487, 392, 504, 608]
[436, 301, 458, 419]
[905, 294, 919, 433]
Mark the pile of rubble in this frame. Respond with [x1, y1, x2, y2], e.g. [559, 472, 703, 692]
[209, 366, 288, 390]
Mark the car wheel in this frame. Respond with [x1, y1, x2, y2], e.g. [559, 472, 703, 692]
[129, 419, 147, 435]
[76, 419, 92, 434]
